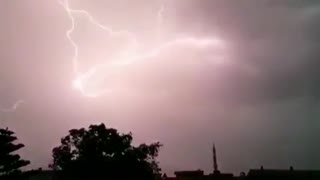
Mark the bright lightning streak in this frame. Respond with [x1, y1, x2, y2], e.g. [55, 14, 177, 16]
[0, 100, 24, 113]
[59, 0, 226, 97]
[58, 0, 138, 75]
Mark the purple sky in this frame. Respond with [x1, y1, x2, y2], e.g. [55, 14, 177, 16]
[1, 0, 320, 175]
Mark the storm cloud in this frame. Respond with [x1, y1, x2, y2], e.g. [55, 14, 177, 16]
[1, 0, 320, 175]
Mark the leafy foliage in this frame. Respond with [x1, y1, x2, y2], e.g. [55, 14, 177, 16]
[50, 123, 162, 179]
[0, 128, 30, 179]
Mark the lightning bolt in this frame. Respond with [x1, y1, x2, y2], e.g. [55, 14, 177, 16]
[59, 0, 226, 97]
[0, 100, 24, 113]
[58, 0, 138, 75]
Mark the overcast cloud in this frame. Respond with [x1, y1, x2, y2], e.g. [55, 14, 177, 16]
[1, 0, 320, 175]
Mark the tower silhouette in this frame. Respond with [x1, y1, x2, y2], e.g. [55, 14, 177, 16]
[213, 143, 220, 174]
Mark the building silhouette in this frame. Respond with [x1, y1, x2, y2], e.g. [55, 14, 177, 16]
[164, 143, 234, 180]
[246, 166, 320, 180]
[162, 144, 320, 180]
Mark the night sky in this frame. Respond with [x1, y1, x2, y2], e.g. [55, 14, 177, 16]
[1, 0, 320, 175]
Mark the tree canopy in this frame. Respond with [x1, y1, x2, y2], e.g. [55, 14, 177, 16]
[0, 128, 30, 179]
[50, 123, 162, 179]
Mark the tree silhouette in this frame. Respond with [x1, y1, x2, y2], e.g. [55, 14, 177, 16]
[0, 128, 30, 179]
[50, 123, 162, 179]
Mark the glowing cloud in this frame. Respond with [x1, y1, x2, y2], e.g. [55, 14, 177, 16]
[59, 0, 226, 97]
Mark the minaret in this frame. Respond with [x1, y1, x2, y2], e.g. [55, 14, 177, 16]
[213, 143, 220, 174]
